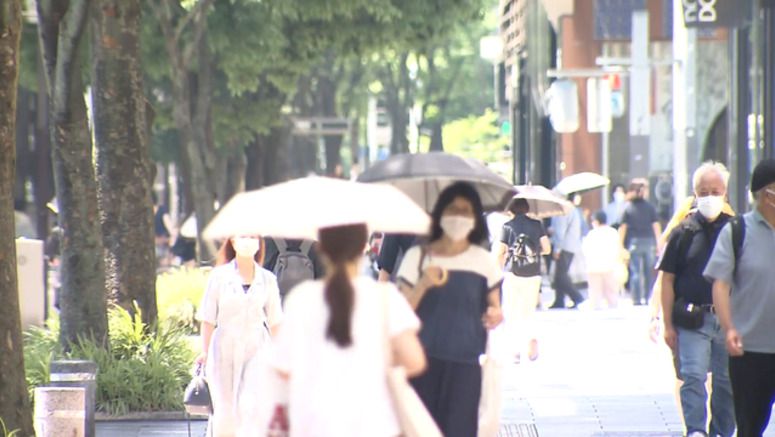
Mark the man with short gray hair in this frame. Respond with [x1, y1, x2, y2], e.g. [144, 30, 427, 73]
[705, 158, 775, 437]
[659, 161, 735, 437]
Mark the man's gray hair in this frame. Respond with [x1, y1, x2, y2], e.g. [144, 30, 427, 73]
[692, 161, 730, 192]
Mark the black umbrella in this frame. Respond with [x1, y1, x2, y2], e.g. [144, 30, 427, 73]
[357, 152, 515, 212]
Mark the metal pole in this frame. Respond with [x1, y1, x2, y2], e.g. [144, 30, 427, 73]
[602, 131, 610, 206]
[672, 0, 695, 211]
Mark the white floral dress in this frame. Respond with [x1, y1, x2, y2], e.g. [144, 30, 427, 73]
[197, 261, 283, 437]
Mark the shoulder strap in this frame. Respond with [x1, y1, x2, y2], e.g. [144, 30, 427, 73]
[675, 217, 701, 274]
[382, 286, 393, 367]
[417, 246, 427, 280]
[275, 239, 288, 253]
[299, 240, 313, 255]
[731, 215, 746, 276]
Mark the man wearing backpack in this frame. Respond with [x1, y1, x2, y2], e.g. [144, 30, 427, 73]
[495, 198, 551, 362]
[263, 238, 325, 301]
[705, 158, 775, 437]
[659, 162, 736, 437]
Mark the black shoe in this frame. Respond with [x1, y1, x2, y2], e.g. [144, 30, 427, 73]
[548, 304, 565, 309]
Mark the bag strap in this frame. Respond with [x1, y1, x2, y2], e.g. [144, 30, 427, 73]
[299, 240, 313, 255]
[731, 215, 746, 278]
[275, 239, 288, 253]
[416, 246, 428, 281]
[382, 286, 393, 368]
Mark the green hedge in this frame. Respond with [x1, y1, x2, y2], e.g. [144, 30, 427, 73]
[156, 267, 211, 335]
[23, 306, 195, 416]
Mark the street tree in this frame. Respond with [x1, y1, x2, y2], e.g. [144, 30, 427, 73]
[91, 0, 157, 326]
[36, 0, 109, 348]
[0, 0, 34, 434]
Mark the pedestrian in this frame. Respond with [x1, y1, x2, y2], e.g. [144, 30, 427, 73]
[195, 235, 283, 437]
[619, 179, 662, 305]
[659, 162, 736, 437]
[548, 193, 585, 309]
[272, 223, 426, 436]
[153, 192, 175, 269]
[582, 211, 623, 309]
[263, 237, 325, 300]
[396, 181, 504, 437]
[705, 158, 775, 437]
[494, 198, 551, 362]
[604, 183, 628, 228]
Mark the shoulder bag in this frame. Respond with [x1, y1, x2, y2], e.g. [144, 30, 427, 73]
[382, 286, 442, 437]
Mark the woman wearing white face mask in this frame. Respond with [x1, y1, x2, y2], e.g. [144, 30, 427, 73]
[396, 182, 504, 437]
[195, 235, 283, 437]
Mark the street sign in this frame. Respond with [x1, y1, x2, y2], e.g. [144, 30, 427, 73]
[546, 79, 579, 133]
[681, 0, 750, 29]
[291, 117, 350, 136]
[587, 77, 612, 133]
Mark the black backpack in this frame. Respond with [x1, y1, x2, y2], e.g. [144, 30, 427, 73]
[509, 233, 540, 274]
[273, 239, 315, 300]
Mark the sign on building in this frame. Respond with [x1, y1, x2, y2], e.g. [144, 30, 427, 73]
[681, 0, 750, 29]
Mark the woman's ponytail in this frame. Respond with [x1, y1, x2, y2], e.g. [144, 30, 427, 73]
[318, 224, 368, 348]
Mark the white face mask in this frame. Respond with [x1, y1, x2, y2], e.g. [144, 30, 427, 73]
[696, 195, 724, 220]
[232, 237, 260, 258]
[613, 191, 625, 203]
[440, 216, 475, 242]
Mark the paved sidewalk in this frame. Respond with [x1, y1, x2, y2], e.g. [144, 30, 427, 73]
[96, 299, 775, 436]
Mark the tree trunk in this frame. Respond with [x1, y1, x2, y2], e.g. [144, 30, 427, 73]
[217, 151, 245, 205]
[0, 1, 35, 434]
[429, 122, 444, 151]
[317, 73, 343, 175]
[150, 0, 217, 262]
[14, 88, 31, 207]
[37, 0, 109, 348]
[33, 52, 54, 241]
[91, 0, 157, 327]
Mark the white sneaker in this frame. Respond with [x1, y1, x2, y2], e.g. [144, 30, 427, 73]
[687, 431, 707, 437]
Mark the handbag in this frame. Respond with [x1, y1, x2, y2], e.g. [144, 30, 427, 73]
[672, 298, 705, 330]
[477, 337, 502, 437]
[183, 364, 213, 416]
[382, 287, 442, 437]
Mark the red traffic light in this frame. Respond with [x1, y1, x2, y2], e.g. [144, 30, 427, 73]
[605, 74, 622, 91]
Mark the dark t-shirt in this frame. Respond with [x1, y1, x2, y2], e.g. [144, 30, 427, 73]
[658, 212, 731, 305]
[377, 233, 417, 275]
[621, 199, 658, 241]
[501, 214, 546, 277]
[154, 206, 170, 238]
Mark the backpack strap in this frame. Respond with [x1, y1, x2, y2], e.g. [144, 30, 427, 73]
[275, 238, 288, 253]
[730, 215, 746, 277]
[674, 216, 702, 275]
[299, 240, 313, 256]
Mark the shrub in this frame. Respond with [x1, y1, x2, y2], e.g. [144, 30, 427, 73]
[22, 318, 61, 399]
[23, 306, 195, 416]
[156, 267, 211, 335]
[0, 418, 20, 437]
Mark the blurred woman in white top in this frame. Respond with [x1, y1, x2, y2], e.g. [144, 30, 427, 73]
[273, 223, 426, 437]
[581, 211, 623, 309]
[196, 236, 283, 437]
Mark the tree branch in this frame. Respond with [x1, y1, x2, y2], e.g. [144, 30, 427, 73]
[50, 0, 90, 119]
[173, 0, 215, 45]
[181, 0, 215, 66]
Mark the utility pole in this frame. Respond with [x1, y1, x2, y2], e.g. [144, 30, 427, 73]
[672, 0, 697, 211]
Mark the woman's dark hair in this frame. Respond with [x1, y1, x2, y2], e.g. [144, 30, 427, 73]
[508, 198, 530, 215]
[429, 182, 488, 245]
[318, 223, 368, 348]
[215, 237, 265, 266]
